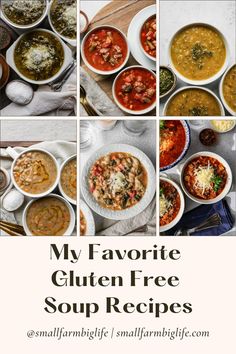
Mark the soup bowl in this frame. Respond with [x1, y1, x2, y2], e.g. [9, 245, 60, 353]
[163, 86, 225, 116]
[7, 147, 60, 199]
[58, 154, 77, 205]
[80, 199, 95, 236]
[1, 0, 49, 30]
[160, 176, 185, 233]
[179, 151, 233, 204]
[219, 63, 236, 116]
[23, 194, 75, 236]
[81, 25, 130, 76]
[112, 65, 156, 115]
[160, 120, 191, 172]
[168, 23, 229, 86]
[139, 14, 156, 62]
[6, 28, 73, 85]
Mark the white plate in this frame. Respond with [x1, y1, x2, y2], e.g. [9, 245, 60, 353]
[127, 5, 156, 71]
[81, 144, 156, 220]
[80, 199, 95, 236]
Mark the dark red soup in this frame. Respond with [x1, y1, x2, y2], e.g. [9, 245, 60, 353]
[84, 27, 128, 71]
[115, 68, 156, 111]
[140, 15, 156, 58]
[160, 120, 186, 168]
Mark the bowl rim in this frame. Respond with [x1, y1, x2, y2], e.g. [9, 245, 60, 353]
[1, 0, 49, 30]
[22, 193, 76, 236]
[159, 176, 185, 233]
[10, 147, 60, 199]
[179, 151, 233, 204]
[112, 65, 156, 115]
[160, 120, 191, 172]
[81, 143, 156, 220]
[219, 63, 236, 116]
[6, 28, 72, 85]
[80, 199, 95, 236]
[81, 24, 130, 76]
[168, 22, 229, 86]
[159, 65, 177, 99]
[210, 119, 236, 133]
[163, 85, 225, 116]
[58, 154, 77, 205]
[48, 0, 77, 47]
[139, 13, 156, 62]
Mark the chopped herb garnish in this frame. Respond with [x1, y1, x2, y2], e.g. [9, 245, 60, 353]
[160, 188, 164, 196]
[189, 106, 208, 116]
[160, 120, 165, 129]
[160, 68, 174, 95]
[211, 175, 223, 192]
[135, 194, 141, 201]
[191, 43, 213, 70]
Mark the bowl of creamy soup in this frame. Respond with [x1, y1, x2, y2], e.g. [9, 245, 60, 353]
[23, 194, 75, 236]
[7, 147, 60, 198]
[220, 64, 236, 116]
[59, 155, 77, 205]
[1, 0, 48, 29]
[169, 23, 229, 85]
[6, 29, 73, 85]
[163, 86, 225, 116]
[49, 0, 77, 47]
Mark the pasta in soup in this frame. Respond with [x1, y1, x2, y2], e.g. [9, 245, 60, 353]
[89, 152, 147, 210]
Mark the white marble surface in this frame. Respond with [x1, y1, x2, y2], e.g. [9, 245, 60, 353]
[160, 0, 236, 116]
[79, 120, 156, 233]
[162, 120, 236, 236]
[1, 120, 77, 141]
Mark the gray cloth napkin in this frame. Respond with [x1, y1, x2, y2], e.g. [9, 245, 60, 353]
[96, 197, 156, 236]
[80, 67, 124, 116]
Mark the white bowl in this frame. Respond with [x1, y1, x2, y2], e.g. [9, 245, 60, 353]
[48, 0, 76, 47]
[1, 0, 49, 30]
[80, 199, 95, 236]
[7, 147, 60, 199]
[163, 86, 225, 116]
[168, 23, 229, 86]
[139, 14, 156, 62]
[112, 65, 156, 115]
[159, 176, 185, 233]
[81, 25, 130, 76]
[179, 151, 233, 205]
[22, 193, 75, 236]
[219, 63, 236, 116]
[6, 28, 73, 85]
[81, 144, 156, 220]
[58, 154, 77, 205]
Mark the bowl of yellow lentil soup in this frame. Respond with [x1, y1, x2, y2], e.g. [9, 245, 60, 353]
[163, 86, 225, 116]
[58, 155, 77, 205]
[169, 23, 229, 85]
[219, 64, 236, 116]
[7, 147, 60, 198]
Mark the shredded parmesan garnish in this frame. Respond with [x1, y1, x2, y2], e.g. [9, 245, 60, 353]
[193, 161, 214, 195]
[62, 3, 76, 30]
[211, 120, 235, 132]
[109, 172, 126, 193]
[160, 194, 173, 218]
[24, 45, 55, 71]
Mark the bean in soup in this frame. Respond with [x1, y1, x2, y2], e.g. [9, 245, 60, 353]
[13, 151, 57, 194]
[223, 65, 236, 112]
[140, 15, 156, 58]
[171, 25, 226, 80]
[84, 27, 128, 71]
[61, 157, 77, 201]
[115, 68, 156, 111]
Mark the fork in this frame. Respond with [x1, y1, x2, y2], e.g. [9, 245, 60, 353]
[80, 85, 99, 116]
[174, 213, 222, 236]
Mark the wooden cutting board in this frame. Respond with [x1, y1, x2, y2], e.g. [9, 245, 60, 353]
[81, 0, 156, 116]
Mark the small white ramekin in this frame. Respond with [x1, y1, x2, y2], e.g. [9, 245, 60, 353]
[7, 147, 60, 199]
[58, 154, 77, 205]
[22, 193, 75, 236]
[81, 25, 130, 76]
[168, 23, 229, 86]
[112, 65, 156, 115]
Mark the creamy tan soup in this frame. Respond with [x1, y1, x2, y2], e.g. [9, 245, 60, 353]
[13, 151, 57, 194]
[26, 197, 70, 236]
[61, 157, 77, 201]
[166, 89, 222, 116]
[171, 25, 226, 80]
[223, 65, 236, 112]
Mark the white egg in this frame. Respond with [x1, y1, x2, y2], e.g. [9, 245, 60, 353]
[3, 189, 24, 212]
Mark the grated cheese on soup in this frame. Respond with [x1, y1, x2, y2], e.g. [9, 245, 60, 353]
[160, 194, 173, 218]
[24, 45, 55, 71]
[193, 161, 214, 195]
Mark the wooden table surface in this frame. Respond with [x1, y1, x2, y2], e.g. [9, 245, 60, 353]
[81, 0, 156, 116]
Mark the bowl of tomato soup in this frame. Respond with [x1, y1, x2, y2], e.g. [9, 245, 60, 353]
[180, 151, 232, 204]
[160, 177, 185, 233]
[81, 25, 129, 75]
[112, 65, 156, 115]
[160, 120, 191, 171]
[140, 14, 156, 61]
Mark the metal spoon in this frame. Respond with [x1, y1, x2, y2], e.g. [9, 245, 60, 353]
[80, 85, 99, 116]
[174, 213, 222, 236]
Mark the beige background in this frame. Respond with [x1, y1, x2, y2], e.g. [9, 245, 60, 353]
[0, 237, 235, 353]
